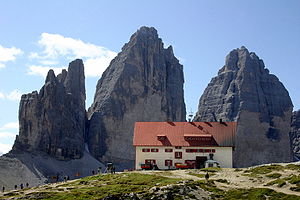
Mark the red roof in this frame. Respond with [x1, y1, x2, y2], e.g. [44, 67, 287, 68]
[133, 122, 237, 147]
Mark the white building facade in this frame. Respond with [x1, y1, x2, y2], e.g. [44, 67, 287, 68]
[133, 122, 237, 170]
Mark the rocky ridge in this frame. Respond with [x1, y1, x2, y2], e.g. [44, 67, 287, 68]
[12, 59, 86, 160]
[194, 46, 293, 167]
[87, 26, 186, 168]
[291, 110, 300, 161]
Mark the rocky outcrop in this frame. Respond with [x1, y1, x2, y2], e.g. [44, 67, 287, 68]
[194, 46, 293, 167]
[12, 59, 86, 160]
[291, 110, 300, 161]
[87, 26, 186, 168]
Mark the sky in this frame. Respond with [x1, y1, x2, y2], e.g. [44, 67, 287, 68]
[0, 0, 299, 155]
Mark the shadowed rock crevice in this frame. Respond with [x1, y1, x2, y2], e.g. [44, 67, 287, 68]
[194, 47, 293, 167]
[87, 27, 186, 169]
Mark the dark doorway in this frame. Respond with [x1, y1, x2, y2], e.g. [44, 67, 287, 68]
[196, 156, 207, 169]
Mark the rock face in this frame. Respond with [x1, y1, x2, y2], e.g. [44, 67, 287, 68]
[12, 59, 86, 160]
[87, 27, 186, 168]
[194, 46, 293, 167]
[291, 110, 300, 161]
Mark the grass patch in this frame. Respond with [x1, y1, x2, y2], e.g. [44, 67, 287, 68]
[287, 175, 300, 185]
[199, 167, 221, 172]
[243, 165, 284, 177]
[188, 172, 205, 178]
[6, 173, 181, 200]
[215, 179, 229, 184]
[285, 164, 300, 171]
[265, 179, 286, 187]
[223, 188, 299, 200]
[234, 168, 243, 172]
[266, 173, 282, 179]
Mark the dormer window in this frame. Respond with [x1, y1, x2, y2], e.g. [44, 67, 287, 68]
[157, 135, 167, 141]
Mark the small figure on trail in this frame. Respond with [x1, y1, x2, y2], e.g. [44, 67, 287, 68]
[67, 175, 70, 180]
[64, 176, 67, 182]
[92, 170, 95, 175]
[20, 183, 23, 190]
[112, 166, 116, 174]
[98, 167, 102, 174]
[26, 183, 29, 188]
[56, 173, 59, 182]
[2, 186, 5, 192]
[14, 185, 17, 190]
[205, 172, 209, 182]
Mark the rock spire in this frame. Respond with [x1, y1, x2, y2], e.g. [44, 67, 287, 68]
[194, 47, 293, 167]
[13, 59, 86, 160]
[87, 26, 186, 168]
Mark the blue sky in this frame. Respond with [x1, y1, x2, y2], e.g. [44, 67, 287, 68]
[0, 0, 299, 155]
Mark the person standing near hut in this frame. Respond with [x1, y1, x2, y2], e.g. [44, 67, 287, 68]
[205, 172, 209, 182]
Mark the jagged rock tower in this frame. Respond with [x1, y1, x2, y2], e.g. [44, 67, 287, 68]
[194, 46, 293, 167]
[13, 59, 86, 160]
[87, 27, 186, 168]
[291, 110, 300, 161]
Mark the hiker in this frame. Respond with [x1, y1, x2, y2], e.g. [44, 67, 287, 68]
[67, 175, 70, 180]
[2, 186, 4, 193]
[64, 176, 67, 182]
[20, 183, 23, 190]
[112, 166, 116, 174]
[98, 167, 102, 174]
[56, 173, 59, 182]
[92, 170, 95, 175]
[26, 183, 29, 188]
[205, 172, 209, 181]
[14, 185, 17, 190]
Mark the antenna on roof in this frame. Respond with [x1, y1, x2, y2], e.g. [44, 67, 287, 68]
[188, 109, 194, 122]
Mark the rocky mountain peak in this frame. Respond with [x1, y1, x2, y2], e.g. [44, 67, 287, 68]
[87, 26, 186, 169]
[45, 69, 57, 83]
[12, 59, 86, 160]
[133, 26, 159, 40]
[122, 26, 162, 52]
[194, 46, 293, 167]
[64, 59, 86, 107]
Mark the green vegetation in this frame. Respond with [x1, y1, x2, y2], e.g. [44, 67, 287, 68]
[215, 179, 229, 184]
[199, 167, 221, 172]
[234, 168, 243, 172]
[287, 175, 300, 185]
[265, 179, 286, 187]
[0, 173, 180, 200]
[223, 188, 299, 200]
[285, 164, 300, 171]
[243, 165, 284, 177]
[244, 164, 284, 175]
[186, 180, 298, 200]
[1, 166, 299, 200]
[188, 172, 205, 178]
[266, 173, 282, 179]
